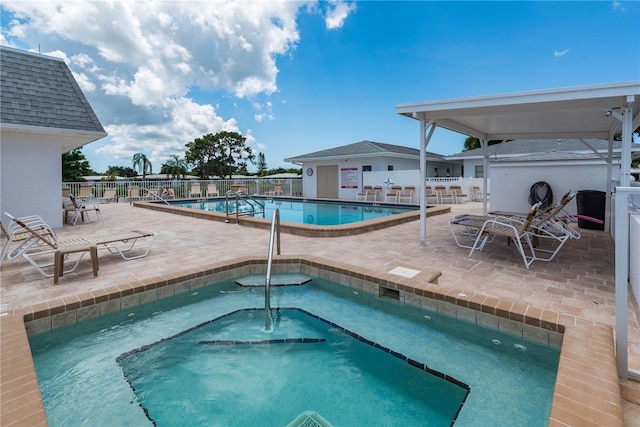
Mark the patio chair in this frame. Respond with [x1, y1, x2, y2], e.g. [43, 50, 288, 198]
[355, 185, 373, 200]
[384, 185, 402, 202]
[435, 185, 456, 203]
[425, 186, 440, 204]
[449, 185, 468, 203]
[372, 186, 383, 201]
[145, 188, 160, 200]
[398, 186, 415, 203]
[4, 212, 157, 279]
[189, 183, 202, 198]
[78, 185, 94, 201]
[100, 188, 118, 203]
[206, 184, 219, 197]
[267, 184, 283, 196]
[161, 188, 176, 199]
[128, 187, 142, 201]
[472, 186, 486, 202]
[64, 195, 102, 226]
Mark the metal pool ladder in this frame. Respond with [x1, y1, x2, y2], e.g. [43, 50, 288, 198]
[264, 208, 281, 332]
[224, 190, 265, 224]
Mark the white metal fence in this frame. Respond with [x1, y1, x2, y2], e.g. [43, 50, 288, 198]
[62, 178, 303, 202]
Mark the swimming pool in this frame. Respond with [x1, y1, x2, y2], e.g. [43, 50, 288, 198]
[29, 273, 560, 426]
[170, 198, 418, 225]
[136, 197, 450, 237]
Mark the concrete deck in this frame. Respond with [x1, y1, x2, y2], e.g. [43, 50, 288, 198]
[1, 200, 639, 425]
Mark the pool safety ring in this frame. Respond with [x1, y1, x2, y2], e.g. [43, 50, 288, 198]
[528, 181, 553, 209]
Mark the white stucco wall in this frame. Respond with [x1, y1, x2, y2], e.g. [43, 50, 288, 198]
[489, 161, 612, 215]
[1, 131, 64, 228]
[298, 156, 421, 199]
[630, 212, 640, 305]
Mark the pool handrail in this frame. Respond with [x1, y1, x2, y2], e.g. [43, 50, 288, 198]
[224, 190, 265, 223]
[264, 208, 280, 332]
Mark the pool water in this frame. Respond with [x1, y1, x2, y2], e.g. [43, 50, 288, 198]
[29, 276, 560, 427]
[118, 309, 468, 426]
[170, 198, 417, 225]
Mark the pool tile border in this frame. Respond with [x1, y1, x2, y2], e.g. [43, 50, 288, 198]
[133, 198, 452, 237]
[0, 255, 624, 426]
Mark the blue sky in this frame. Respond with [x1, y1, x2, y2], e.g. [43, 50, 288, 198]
[1, 1, 639, 174]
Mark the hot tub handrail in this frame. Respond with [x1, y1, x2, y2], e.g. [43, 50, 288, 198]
[264, 208, 280, 332]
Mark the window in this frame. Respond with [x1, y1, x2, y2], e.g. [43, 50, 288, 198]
[387, 165, 394, 171]
[475, 165, 484, 178]
[362, 165, 372, 172]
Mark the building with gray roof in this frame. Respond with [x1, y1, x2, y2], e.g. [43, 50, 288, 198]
[1, 45, 107, 227]
[285, 140, 459, 199]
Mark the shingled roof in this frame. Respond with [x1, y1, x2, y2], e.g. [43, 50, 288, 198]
[0, 46, 106, 135]
[284, 140, 444, 162]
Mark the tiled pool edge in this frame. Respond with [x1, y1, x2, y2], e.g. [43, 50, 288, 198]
[0, 255, 624, 426]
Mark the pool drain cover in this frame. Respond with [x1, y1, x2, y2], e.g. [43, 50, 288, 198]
[286, 411, 333, 427]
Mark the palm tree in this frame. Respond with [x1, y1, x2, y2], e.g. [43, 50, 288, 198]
[132, 153, 152, 179]
[163, 155, 187, 179]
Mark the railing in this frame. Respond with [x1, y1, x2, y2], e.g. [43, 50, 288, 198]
[224, 190, 265, 224]
[264, 208, 281, 332]
[61, 178, 303, 202]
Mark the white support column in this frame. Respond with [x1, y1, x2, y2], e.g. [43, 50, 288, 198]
[615, 187, 632, 379]
[605, 137, 613, 232]
[481, 139, 489, 215]
[419, 119, 436, 246]
[611, 106, 633, 187]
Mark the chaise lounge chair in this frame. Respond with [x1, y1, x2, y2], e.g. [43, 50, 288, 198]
[4, 212, 157, 279]
[449, 194, 577, 268]
[0, 216, 51, 267]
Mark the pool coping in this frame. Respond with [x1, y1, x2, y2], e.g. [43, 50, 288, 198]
[133, 197, 451, 237]
[0, 255, 624, 426]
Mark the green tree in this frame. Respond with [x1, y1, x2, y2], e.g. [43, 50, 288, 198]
[463, 137, 503, 152]
[62, 149, 93, 182]
[132, 153, 152, 179]
[185, 131, 255, 179]
[105, 165, 138, 177]
[257, 152, 267, 176]
[161, 155, 188, 179]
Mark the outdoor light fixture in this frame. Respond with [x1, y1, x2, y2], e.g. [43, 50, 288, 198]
[605, 109, 613, 117]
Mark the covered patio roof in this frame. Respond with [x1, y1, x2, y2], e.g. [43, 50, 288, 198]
[396, 80, 640, 379]
[396, 81, 640, 141]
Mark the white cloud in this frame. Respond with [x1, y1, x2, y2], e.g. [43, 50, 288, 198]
[0, 0, 332, 168]
[554, 49, 570, 57]
[97, 96, 240, 164]
[72, 72, 96, 93]
[325, 0, 356, 30]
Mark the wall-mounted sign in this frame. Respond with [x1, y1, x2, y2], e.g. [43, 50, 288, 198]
[340, 167, 358, 188]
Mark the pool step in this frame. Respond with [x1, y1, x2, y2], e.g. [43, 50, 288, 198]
[234, 273, 313, 287]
